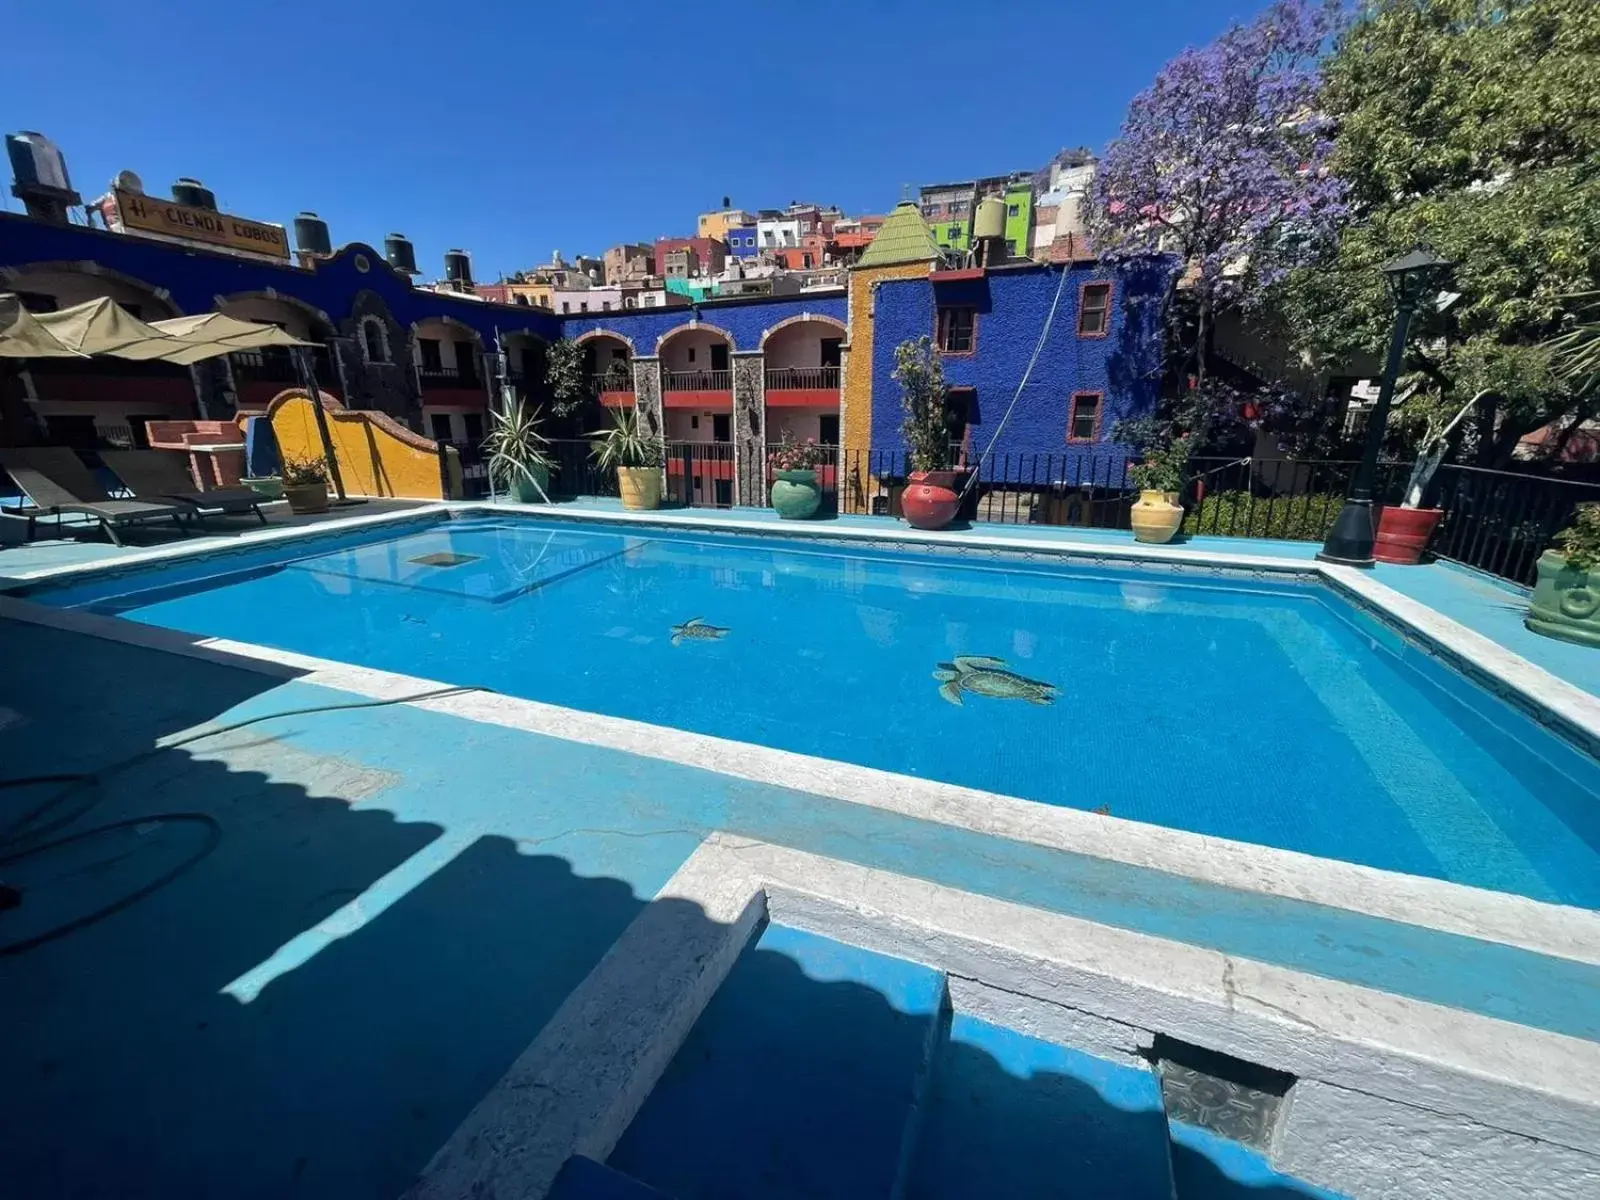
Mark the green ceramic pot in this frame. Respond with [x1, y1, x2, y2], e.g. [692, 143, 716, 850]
[507, 463, 550, 503]
[1526, 550, 1600, 648]
[771, 468, 821, 519]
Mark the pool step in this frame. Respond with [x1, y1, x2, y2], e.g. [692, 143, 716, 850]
[606, 922, 948, 1200]
[905, 1012, 1177, 1200]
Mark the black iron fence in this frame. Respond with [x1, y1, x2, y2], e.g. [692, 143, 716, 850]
[434, 431, 1600, 586]
[1429, 465, 1600, 585]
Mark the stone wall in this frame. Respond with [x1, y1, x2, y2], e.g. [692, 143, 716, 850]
[731, 352, 765, 504]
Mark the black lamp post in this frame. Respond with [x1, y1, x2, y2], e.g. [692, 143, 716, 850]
[1317, 246, 1455, 567]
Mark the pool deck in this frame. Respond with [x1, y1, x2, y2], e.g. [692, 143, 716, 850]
[4, 497, 1600, 1196]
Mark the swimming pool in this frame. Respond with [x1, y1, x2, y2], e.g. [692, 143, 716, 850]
[33, 513, 1600, 907]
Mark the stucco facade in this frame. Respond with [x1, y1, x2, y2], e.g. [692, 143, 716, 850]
[848, 258, 1171, 466]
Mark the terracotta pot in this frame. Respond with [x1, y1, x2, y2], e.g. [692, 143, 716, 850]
[284, 480, 329, 514]
[1526, 550, 1600, 648]
[771, 468, 821, 519]
[617, 465, 663, 511]
[1129, 489, 1183, 544]
[1374, 505, 1442, 564]
[902, 470, 963, 530]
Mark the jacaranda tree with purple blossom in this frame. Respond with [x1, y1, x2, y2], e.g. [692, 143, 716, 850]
[1088, 0, 1348, 449]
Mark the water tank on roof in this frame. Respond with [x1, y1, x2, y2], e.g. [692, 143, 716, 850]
[973, 194, 1006, 241]
[6, 131, 73, 193]
[385, 233, 419, 275]
[294, 212, 332, 257]
[6, 131, 80, 223]
[172, 177, 216, 210]
[444, 249, 473, 287]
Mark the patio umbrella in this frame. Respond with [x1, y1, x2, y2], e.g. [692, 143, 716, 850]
[34, 296, 189, 361]
[149, 313, 312, 365]
[0, 293, 84, 358]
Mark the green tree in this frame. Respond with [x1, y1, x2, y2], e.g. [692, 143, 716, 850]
[543, 337, 589, 418]
[1274, 0, 1600, 465]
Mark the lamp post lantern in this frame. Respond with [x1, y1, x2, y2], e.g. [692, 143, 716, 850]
[1318, 246, 1456, 567]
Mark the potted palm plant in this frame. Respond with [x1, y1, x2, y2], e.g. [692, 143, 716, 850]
[484, 400, 554, 503]
[769, 435, 828, 519]
[895, 337, 964, 530]
[281, 453, 330, 514]
[592, 406, 665, 510]
[1127, 434, 1191, 544]
[1527, 503, 1600, 647]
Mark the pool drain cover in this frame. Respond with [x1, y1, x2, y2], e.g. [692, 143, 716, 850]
[1152, 1035, 1293, 1150]
[409, 551, 481, 568]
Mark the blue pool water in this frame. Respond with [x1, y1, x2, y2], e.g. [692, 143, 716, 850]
[37, 515, 1600, 906]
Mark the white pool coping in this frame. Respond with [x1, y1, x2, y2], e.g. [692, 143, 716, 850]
[3, 587, 1598, 971]
[409, 837, 1600, 1200]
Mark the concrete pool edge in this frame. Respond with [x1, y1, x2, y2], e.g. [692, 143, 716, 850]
[3, 589, 1597, 970]
[409, 836, 1600, 1200]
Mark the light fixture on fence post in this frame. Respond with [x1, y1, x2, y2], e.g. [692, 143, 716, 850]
[1318, 246, 1455, 568]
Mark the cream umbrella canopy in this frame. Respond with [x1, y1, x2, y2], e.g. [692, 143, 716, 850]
[33, 296, 190, 361]
[148, 313, 312, 365]
[0, 294, 84, 358]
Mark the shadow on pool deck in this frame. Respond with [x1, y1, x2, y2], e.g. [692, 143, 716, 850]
[0, 618, 1342, 1200]
[0, 623, 652, 1198]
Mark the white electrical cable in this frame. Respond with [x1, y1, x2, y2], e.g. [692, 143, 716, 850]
[960, 261, 1075, 499]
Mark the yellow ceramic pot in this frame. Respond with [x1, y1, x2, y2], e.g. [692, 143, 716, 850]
[1130, 489, 1183, 544]
[617, 466, 664, 511]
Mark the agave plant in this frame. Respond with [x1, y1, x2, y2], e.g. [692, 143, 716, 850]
[590, 405, 665, 470]
[483, 400, 553, 491]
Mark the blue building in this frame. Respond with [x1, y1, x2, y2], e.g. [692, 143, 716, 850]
[865, 259, 1170, 470]
[727, 225, 760, 259]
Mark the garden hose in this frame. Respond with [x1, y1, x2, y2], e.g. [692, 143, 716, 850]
[0, 683, 486, 954]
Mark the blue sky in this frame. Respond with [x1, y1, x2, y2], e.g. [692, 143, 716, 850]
[6, 1, 1268, 281]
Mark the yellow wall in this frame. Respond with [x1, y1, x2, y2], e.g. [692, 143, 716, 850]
[268, 390, 454, 500]
[841, 261, 931, 457]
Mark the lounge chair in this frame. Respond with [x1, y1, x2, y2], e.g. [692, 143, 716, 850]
[101, 449, 267, 526]
[0, 447, 190, 546]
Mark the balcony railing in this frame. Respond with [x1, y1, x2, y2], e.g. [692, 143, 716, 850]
[765, 366, 840, 391]
[589, 372, 635, 395]
[419, 364, 482, 391]
[663, 369, 731, 392]
[230, 345, 334, 387]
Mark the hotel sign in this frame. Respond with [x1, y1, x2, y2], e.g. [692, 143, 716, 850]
[111, 188, 290, 261]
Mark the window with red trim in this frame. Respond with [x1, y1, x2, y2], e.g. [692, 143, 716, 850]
[1078, 282, 1112, 337]
[936, 306, 976, 354]
[1068, 393, 1102, 442]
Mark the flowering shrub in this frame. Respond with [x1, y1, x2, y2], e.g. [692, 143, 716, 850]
[771, 436, 828, 471]
[1127, 434, 1193, 493]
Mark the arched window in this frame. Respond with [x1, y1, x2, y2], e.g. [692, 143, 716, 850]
[360, 317, 390, 364]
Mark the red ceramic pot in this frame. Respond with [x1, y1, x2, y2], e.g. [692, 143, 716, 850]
[1374, 505, 1443, 565]
[903, 469, 963, 530]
